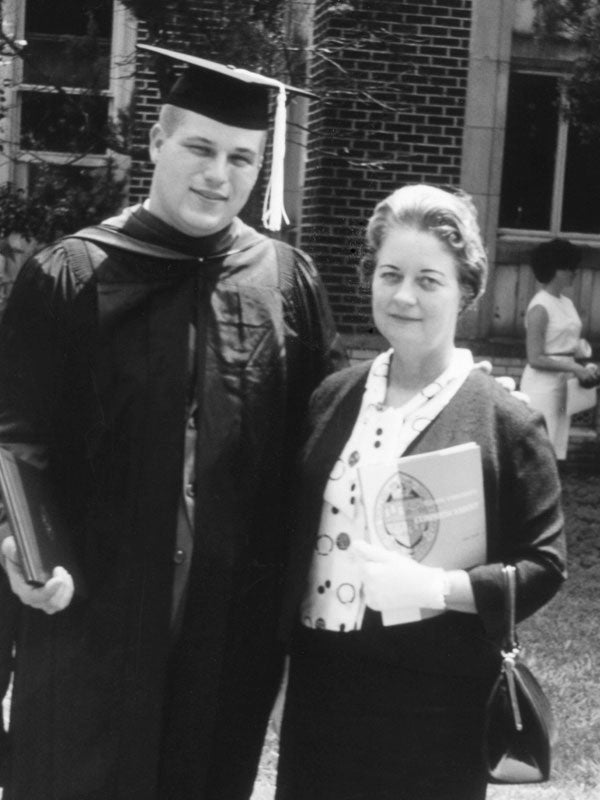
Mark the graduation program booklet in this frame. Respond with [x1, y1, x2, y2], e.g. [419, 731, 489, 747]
[358, 442, 486, 625]
[0, 447, 85, 594]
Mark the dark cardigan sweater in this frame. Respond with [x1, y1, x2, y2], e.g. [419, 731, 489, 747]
[281, 362, 567, 677]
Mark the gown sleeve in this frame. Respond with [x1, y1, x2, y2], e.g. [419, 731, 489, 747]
[0, 244, 77, 457]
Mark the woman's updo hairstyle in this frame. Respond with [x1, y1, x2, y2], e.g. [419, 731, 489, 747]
[359, 184, 488, 309]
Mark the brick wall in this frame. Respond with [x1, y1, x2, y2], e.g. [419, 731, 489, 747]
[301, 0, 472, 335]
[128, 21, 159, 205]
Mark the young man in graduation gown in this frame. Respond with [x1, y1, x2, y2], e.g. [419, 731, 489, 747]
[0, 46, 345, 800]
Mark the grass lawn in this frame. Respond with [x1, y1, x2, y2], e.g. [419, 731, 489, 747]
[252, 469, 600, 800]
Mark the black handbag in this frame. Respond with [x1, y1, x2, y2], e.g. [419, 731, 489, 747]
[483, 565, 556, 783]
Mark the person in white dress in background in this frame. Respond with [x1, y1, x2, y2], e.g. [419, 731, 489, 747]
[520, 238, 599, 461]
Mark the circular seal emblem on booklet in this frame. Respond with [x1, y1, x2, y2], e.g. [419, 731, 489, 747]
[374, 471, 439, 561]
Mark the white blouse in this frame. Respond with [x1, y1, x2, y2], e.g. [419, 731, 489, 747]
[525, 290, 582, 355]
[299, 347, 480, 632]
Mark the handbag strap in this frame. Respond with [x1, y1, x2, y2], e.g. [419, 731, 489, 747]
[502, 564, 519, 655]
[501, 564, 524, 730]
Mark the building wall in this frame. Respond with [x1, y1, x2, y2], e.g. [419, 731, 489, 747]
[128, 23, 160, 204]
[299, 0, 472, 337]
[488, 22, 600, 348]
[124, 0, 600, 358]
[492, 240, 600, 342]
[459, 0, 513, 341]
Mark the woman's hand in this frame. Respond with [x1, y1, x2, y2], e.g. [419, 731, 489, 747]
[1, 535, 74, 614]
[573, 363, 599, 386]
[353, 540, 447, 611]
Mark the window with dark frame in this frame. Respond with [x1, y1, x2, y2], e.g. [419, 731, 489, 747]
[20, 0, 113, 160]
[23, 0, 112, 87]
[0, 0, 134, 265]
[499, 70, 600, 236]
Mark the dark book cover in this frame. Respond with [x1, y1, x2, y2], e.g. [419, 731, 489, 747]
[0, 447, 85, 595]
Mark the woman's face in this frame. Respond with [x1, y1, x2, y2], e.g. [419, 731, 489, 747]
[554, 267, 576, 291]
[372, 226, 463, 359]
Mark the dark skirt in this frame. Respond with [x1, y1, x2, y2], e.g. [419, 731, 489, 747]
[276, 626, 495, 800]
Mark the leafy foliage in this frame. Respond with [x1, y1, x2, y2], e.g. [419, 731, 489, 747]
[120, 0, 291, 75]
[534, 0, 600, 141]
[0, 161, 126, 243]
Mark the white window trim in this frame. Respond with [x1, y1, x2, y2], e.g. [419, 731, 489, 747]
[0, 0, 137, 186]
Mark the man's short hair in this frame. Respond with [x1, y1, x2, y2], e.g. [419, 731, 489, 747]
[158, 104, 188, 136]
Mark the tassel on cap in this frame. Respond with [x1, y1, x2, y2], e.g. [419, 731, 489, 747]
[262, 85, 290, 232]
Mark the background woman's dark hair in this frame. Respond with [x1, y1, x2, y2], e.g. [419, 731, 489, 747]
[530, 238, 581, 284]
[359, 183, 488, 310]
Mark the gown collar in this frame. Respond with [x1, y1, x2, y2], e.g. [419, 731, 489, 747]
[128, 204, 238, 258]
[102, 203, 261, 260]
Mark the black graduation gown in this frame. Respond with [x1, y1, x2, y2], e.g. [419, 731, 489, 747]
[0, 206, 344, 799]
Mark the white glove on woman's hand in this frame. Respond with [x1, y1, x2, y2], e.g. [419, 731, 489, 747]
[353, 540, 447, 612]
[1, 535, 74, 614]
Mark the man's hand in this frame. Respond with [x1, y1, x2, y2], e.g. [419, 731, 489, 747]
[1, 536, 74, 614]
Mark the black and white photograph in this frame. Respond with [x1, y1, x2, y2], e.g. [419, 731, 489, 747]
[0, 2, 598, 799]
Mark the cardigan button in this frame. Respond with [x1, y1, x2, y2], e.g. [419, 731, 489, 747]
[173, 548, 187, 565]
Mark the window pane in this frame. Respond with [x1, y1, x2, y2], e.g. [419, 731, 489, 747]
[561, 126, 600, 234]
[22, 38, 110, 89]
[20, 92, 110, 153]
[23, 0, 112, 89]
[499, 73, 559, 230]
[25, 0, 112, 37]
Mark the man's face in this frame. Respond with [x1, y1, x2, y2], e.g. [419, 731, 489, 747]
[148, 108, 265, 236]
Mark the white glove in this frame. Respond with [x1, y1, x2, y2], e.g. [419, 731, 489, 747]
[494, 376, 515, 392]
[495, 375, 532, 404]
[1, 535, 74, 614]
[353, 540, 447, 612]
[475, 364, 531, 405]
